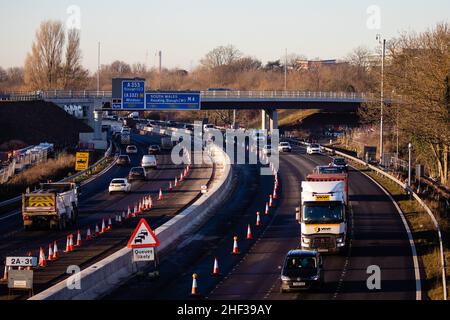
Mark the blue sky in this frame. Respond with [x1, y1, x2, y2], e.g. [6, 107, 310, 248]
[0, 0, 448, 72]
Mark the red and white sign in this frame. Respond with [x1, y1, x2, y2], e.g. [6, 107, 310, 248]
[201, 185, 208, 194]
[127, 218, 160, 248]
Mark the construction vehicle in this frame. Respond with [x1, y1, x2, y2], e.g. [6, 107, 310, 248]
[296, 173, 348, 253]
[22, 182, 78, 230]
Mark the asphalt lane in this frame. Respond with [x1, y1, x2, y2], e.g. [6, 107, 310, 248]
[105, 162, 275, 300]
[207, 145, 418, 300]
[0, 132, 212, 299]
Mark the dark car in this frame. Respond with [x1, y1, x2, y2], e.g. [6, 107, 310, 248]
[128, 167, 146, 181]
[280, 250, 323, 292]
[148, 145, 161, 155]
[331, 157, 348, 172]
[314, 165, 346, 174]
[117, 155, 131, 166]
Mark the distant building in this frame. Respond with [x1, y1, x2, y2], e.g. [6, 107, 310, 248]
[294, 59, 347, 70]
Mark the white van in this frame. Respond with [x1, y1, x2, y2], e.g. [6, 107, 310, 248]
[141, 155, 157, 169]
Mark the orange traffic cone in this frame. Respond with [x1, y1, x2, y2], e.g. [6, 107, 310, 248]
[48, 243, 54, 261]
[256, 211, 261, 226]
[265, 202, 269, 215]
[69, 234, 74, 252]
[117, 214, 122, 224]
[247, 224, 253, 239]
[138, 200, 143, 213]
[169, 182, 173, 192]
[191, 273, 198, 295]
[94, 224, 100, 237]
[86, 226, 92, 241]
[1, 266, 9, 281]
[101, 219, 106, 234]
[133, 204, 138, 218]
[273, 187, 278, 200]
[212, 257, 220, 276]
[122, 211, 126, 220]
[158, 188, 163, 200]
[149, 196, 153, 209]
[53, 241, 59, 260]
[232, 236, 240, 254]
[269, 194, 273, 208]
[127, 206, 131, 219]
[76, 230, 82, 247]
[180, 172, 184, 182]
[64, 235, 71, 252]
[175, 177, 178, 187]
[107, 217, 112, 230]
[38, 247, 47, 267]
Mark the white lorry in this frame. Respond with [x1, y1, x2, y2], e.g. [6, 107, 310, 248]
[296, 174, 348, 253]
[22, 182, 79, 230]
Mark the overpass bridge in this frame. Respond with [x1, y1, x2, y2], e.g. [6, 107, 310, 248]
[3, 90, 382, 131]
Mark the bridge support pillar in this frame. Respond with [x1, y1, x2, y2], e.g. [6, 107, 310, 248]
[261, 109, 268, 131]
[269, 110, 278, 132]
[93, 110, 102, 140]
[262, 109, 278, 133]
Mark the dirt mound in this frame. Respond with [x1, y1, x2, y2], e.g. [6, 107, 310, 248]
[0, 100, 92, 150]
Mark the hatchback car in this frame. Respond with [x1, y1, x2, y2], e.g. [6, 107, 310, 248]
[128, 167, 146, 180]
[108, 178, 131, 194]
[126, 145, 138, 154]
[280, 250, 323, 292]
[148, 145, 161, 155]
[331, 157, 348, 172]
[306, 144, 322, 155]
[117, 155, 131, 166]
[278, 142, 292, 152]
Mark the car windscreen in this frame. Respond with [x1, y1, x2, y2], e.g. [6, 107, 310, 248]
[318, 167, 344, 174]
[280, 143, 289, 146]
[310, 144, 320, 148]
[285, 256, 317, 270]
[119, 156, 129, 160]
[333, 159, 346, 165]
[130, 168, 144, 174]
[111, 179, 125, 184]
[303, 201, 344, 223]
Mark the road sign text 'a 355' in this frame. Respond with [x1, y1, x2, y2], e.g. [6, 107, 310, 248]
[127, 218, 160, 248]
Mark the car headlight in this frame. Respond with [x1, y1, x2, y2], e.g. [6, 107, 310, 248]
[281, 275, 291, 281]
[310, 275, 320, 281]
[302, 236, 311, 244]
[336, 237, 344, 243]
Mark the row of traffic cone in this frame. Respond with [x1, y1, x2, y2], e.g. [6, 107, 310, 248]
[191, 173, 279, 295]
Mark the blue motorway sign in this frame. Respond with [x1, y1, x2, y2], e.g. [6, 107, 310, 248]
[122, 80, 145, 109]
[145, 92, 201, 110]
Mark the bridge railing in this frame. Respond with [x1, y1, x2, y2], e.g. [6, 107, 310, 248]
[3, 90, 384, 102]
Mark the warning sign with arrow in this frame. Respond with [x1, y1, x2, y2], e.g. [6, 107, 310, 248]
[127, 218, 160, 248]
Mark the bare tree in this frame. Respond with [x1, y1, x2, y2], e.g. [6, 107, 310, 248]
[200, 45, 242, 69]
[62, 29, 88, 89]
[24, 20, 65, 90]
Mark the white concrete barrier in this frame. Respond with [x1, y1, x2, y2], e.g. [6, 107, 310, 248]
[30, 137, 232, 300]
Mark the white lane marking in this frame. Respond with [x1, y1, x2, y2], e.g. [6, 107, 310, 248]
[0, 209, 21, 221]
[332, 205, 354, 300]
[358, 170, 422, 300]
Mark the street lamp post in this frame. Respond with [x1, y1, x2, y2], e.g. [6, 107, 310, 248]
[376, 35, 386, 166]
[408, 142, 412, 196]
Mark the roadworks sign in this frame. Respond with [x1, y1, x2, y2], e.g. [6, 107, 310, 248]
[75, 152, 90, 171]
[127, 218, 160, 248]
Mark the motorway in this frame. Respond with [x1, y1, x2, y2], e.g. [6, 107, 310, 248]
[107, 143, 420, 300]
[0, 132, 212, 300]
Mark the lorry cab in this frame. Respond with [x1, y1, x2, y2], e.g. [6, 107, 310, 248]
[280, 250, 323, 292]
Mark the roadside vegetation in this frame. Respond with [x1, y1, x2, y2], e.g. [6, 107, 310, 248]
[0, 153, 75, 201]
